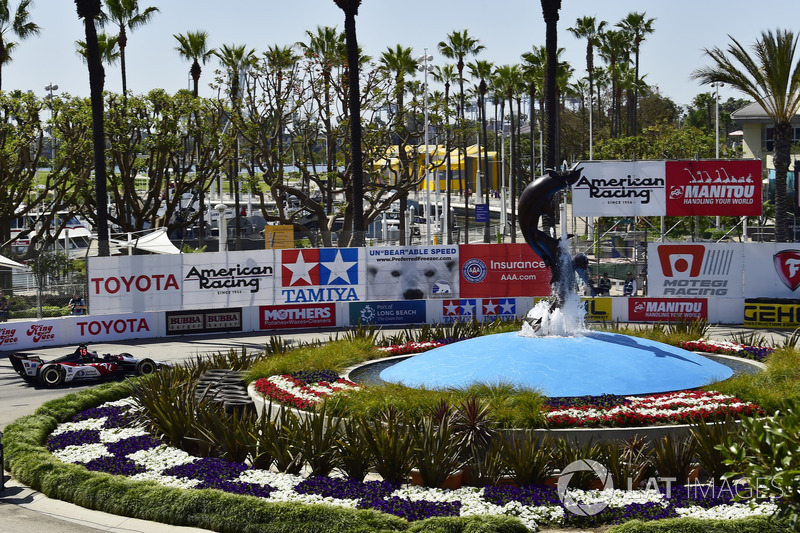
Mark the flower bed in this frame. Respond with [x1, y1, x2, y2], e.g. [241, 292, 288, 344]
[375, 341, 444, 356]
[253, 374, 361, 409]
[544, 390, 763, 429]
[676, 339, 774, 362]
[46, 400, 779, 530]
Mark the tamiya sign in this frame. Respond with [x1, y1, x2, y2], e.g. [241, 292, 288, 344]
[442, 299, 478, 323]
[629, 298, 708, 322]
[665, 160, 761, 216]
[480, 298, 518, 322]
[279, 248, 365, 303]
[259, 303, 336, 330]
[647, 243, 743, 298]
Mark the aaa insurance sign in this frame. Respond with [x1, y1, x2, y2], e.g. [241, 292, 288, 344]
[647, 243, 743, 298]
[459, 244, 551, 298]
[665, 160, 761, 216]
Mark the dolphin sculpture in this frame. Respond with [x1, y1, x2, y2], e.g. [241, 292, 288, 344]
[518, 167, 583, 312]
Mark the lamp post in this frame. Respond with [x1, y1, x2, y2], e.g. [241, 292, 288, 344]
[712, 82, 723, 229]
[417, 51, 434, 245]
[215, 203, 228, 252]
[45, 83, 58, 161]
[711, 82, 723, 159]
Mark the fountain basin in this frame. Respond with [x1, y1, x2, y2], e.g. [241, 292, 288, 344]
[378, 331, 734, 397]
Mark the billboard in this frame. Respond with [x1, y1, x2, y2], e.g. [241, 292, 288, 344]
[259, 303, 336, 330]
[479, 298, 519, 322]
[442, 298, 478, 323]
[647, 243, 743, 298]
[278, 248, 366, 304]
[366, 245, 459, 300]
[665, 160, 761, 216]
[88, 255, 183, 314]
[459, 243, 551, 298]
[744, 298, 800, 328]
[744, 244, 800, 298]
[165, 308, 242, 335]
[572, 160, 667, 216]
[349, 301, 427, 326]
[182, 250, 276, 309]
[629, 298, 708, 322]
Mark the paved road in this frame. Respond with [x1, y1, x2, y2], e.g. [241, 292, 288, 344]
[1, 324, 795, 532]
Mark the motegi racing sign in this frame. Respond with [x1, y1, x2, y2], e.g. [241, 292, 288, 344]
[665, 160, 761, 216]
[647, 243, 743, 298]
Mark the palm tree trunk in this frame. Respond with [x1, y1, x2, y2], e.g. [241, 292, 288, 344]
[341, 5, 365, 245]
[85, 24, 110, 256]
[509, 93, 517, 244]
[480, 83, 491, 243]
[774, 122, 792, 242]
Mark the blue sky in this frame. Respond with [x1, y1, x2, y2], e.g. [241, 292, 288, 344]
[6, 1, 794, 108]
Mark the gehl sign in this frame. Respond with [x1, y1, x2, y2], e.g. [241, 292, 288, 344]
[744, 299, 800, 328]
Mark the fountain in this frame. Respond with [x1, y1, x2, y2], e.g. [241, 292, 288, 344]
[378, 168, 734, 397]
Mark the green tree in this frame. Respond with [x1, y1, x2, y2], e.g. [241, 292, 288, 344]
[0, 0, 40, 91]
[567, 15, 606, 150]
[692, 29, 800, 242]
[468, 58, 494, 242]
[617, 11, 655, 135]
[598, 29, 628, 138]
[379, 44, 417, 245]
[431, 63, 458, 243]
[174, 30, 214, 98]
[103, 0, 159, 101]
[494, 64, 523, 242]
[75, 0, 110, 257]
[75, 31, 120, 66]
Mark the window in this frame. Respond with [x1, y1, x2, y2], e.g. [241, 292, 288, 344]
[763, 125, 800, 152]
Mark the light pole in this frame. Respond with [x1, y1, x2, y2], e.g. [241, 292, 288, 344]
[711, 82, 723, 159]
[712, 81, 723, 229]
[45, 83, 58, 162]
[417, 51, 434, 245]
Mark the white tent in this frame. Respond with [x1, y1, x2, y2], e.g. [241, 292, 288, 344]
[127, 228, 181, 255]
[0, 254, 27, 269]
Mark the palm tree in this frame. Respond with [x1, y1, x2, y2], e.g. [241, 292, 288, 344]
[333, 0, 365, 245]
[432, 63, 457, 244]
[468, 59, 494, 243]
[103, 0, 159, 101]
[0, 0, 40, 91]
[74, 0, 110, 257]
[215, 43, 257, 250]
[598, 29, 628, 138]
[692, 29, 800, 243]
[521, 45, 546, 178]
[438, 30, 484, 243]
[174, 30, 214, 98]
[567, 16, 606, 151]
[494, 64, 523, 243]
[297, 26, 346, 213]
[379, 44, 417, 245]
[617, 11, 655, 136]
[76, 31, 120, 67]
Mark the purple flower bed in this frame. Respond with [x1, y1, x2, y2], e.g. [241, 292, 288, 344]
[47, 429, 101, 451]
[290, 369, 341, 384]
[85, 455, 146, 476]
[295, 476, 395, 500]
[357, 495, 462, 521]
[544, 394, 633, 410]
[197, 479, 276, 498]
[163, 457, 249, 484]
[72, 405, 135, 427]
[106, 435, 162, 457]
[483, 484, 562, 507]
[738, 346, 773, 362]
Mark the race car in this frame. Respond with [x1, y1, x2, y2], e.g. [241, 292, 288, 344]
[9, 343, 170, 387]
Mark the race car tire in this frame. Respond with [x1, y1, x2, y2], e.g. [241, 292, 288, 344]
[39, 364, 64, 388]
[136, 358, 157, 376]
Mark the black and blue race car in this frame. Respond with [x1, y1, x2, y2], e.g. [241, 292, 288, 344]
[9, 343, 169, 387]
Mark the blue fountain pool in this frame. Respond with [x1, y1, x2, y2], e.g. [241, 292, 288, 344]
[376, 331, 735, 397]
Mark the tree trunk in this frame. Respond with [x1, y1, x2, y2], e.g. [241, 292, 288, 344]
[774, 121, 791, 242]
[82, 13, 110, 257]
[341, 7, 365, 246]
